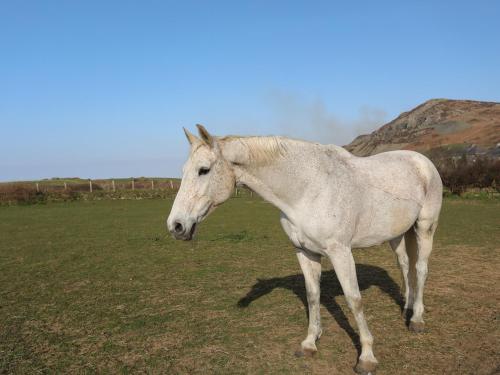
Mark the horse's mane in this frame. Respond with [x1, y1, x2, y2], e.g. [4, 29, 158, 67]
[218, 136, 289, 165]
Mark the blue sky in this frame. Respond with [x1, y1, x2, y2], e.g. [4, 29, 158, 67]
[1, 1, 499, 181]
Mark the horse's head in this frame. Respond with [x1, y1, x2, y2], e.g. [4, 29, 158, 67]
[167, 125, 235, 240]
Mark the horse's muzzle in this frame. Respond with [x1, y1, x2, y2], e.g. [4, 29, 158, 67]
[168, 219, 197, 241]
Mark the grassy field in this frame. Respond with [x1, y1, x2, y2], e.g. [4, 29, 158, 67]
[0, 197, 499, 374]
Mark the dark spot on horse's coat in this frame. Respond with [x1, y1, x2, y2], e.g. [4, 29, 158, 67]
[428, 222, 437, 235]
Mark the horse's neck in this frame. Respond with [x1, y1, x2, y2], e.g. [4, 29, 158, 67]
[220, 137, 350, 217]
[236, 160, 300, 215]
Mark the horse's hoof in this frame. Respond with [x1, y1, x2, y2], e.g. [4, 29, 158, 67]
[294, 347, 317, 358]
[354, 359, 377, 374]
[294, 345, 317, 358]
[409, 321, 425, 333]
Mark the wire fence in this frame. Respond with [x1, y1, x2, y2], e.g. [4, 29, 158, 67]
[0, 178, 254, 204]
[30, 178, 181, 193]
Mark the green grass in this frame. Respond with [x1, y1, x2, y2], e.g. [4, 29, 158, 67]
[0, 198, 499, 374]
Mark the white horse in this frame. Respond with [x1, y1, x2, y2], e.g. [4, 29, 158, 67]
[167, 125, 442, 374]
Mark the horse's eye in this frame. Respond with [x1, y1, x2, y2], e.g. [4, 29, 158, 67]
[198, 167, 210, 176]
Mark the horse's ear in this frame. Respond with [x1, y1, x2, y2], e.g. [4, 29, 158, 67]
[183, 127, 199, 145]
[196, 124, 214, 147]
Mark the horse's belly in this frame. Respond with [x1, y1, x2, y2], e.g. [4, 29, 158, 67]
[351, 199, 421, 248]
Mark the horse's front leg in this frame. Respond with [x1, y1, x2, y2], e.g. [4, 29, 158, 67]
[327, 244, 378, 375]
[295, 248, 322, 357]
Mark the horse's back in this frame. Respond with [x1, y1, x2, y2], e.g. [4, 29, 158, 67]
[352, 150, 442, 203]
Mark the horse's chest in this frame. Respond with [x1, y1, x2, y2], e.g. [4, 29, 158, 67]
[279, 212, 326, 255]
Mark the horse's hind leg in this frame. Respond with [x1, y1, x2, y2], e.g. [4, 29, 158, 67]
[409, 217, 438, 332]
[389, 235, 416, 318]
[295, 248, 322, 357]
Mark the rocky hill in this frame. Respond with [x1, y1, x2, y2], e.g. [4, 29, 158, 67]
[345, 99, 500, 158]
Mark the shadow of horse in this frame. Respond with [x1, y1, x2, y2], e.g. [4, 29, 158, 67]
[237, 263, 404, 354]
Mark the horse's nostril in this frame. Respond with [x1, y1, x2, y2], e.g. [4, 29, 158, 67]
[174, 222, 184, 234]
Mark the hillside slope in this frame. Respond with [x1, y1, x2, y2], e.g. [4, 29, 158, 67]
[345, 99, 500, 158]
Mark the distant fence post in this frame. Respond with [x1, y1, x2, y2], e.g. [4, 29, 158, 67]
[36, 182, 39, 192]
[112, 180, 115, 192]
[89, 179, 93, 193]
[64, 182, 67, 191]
[235, 188, 238, 197]
[151, 180, 154, 190]
[170, 180, 174, 189]
[131, 179, 135, 190]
